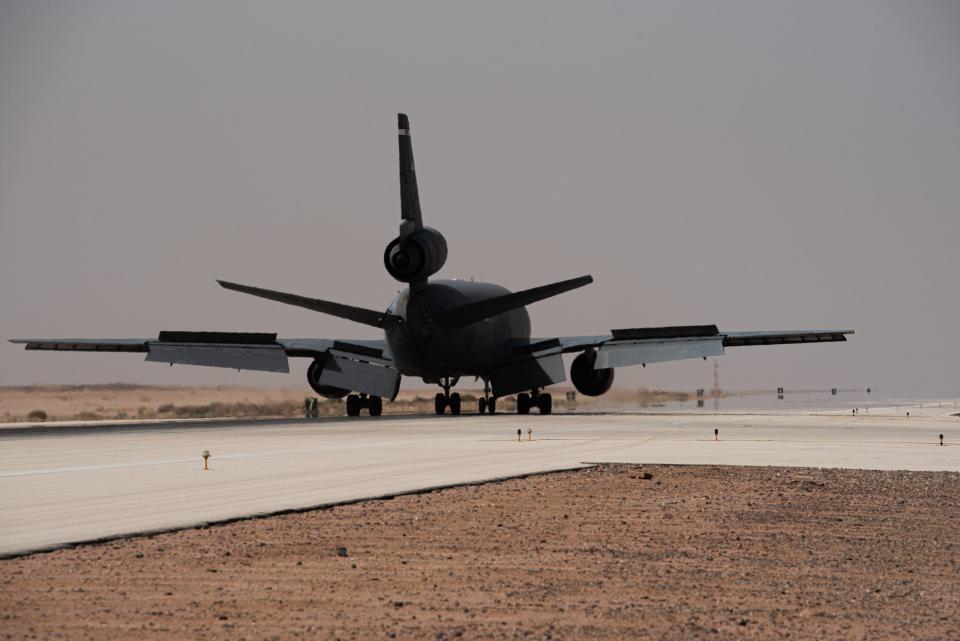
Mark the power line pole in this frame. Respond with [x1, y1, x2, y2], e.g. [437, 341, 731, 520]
[712, 359, 720, 411]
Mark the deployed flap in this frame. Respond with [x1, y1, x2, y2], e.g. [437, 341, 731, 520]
[318, 349, 400, 400]
[492, 344, 566, 398]
[596, 336, 723, 369]
[145, 343, 289, 372]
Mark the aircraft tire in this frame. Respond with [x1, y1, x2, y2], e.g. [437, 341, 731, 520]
[517, 393, 530, 415]
[478, 397, 487, 414]
[434, 393, 447, 415]
[538, 393, 552, 415]
[369, 396, 383, 416]
[346, 394, 361, 416]
[488, 398, 497, 414]
[449, 393, 461, 415]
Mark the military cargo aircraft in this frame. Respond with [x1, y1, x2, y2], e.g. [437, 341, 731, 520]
[12, 114, 853, 416]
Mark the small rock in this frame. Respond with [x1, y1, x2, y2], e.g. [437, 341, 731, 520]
[336, 547, 348, 557]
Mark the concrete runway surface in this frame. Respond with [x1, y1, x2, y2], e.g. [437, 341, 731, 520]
[1, 407, 957, 557]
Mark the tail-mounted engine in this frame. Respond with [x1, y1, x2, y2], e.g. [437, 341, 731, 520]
[570, 349, 615, 397]
[383, 227, 448, 283]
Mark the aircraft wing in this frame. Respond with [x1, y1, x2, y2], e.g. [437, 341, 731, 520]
[9, 332, 392, 374]
[524, 325, 853, 369]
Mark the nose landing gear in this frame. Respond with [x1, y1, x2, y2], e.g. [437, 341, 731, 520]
[478, 378, 496, 414]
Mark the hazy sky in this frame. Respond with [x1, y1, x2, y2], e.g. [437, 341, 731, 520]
[1, 1, 958, 395]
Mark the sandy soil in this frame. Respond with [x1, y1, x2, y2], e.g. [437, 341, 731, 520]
[2, 465, 958, 640]
[0, 385, 491, 422]
[0, 385, 659, 422]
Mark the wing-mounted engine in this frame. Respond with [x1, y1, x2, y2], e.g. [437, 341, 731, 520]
[570, 349, 615, 397]
[306, 354, 350, 399]
[383, 227, 448, 283]
[305, 342, 401, 401]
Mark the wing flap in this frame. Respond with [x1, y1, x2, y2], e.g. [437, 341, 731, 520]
[318, 349, 400, 399]
[493, 342, 565, 397]
[596, 336, 724, 368]
[145, 343, 289, 372]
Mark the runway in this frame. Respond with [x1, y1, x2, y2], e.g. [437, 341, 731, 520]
[1, 407, 957, 557]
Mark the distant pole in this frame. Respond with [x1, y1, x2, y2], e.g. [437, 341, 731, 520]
[712, 359, 720, 411]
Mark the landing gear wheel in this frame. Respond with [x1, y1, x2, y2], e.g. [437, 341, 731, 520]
[449, 392, 461, 415]
[369, 396, 383, 416]
[517, 393, 531, 415]
[537, 393, 553, 415]
[488, 398, 497, 414]
[434, 393, 447, 415]
[478, 397, 487, 414]
[346, 394, 361, 417]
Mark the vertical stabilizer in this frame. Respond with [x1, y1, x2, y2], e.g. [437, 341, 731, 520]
[385, 114, 447, 288]
[398, 113, 423, 240]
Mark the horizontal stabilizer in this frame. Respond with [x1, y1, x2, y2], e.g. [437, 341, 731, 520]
[217, 280, 402, 328]
[432, 275, 593, 328]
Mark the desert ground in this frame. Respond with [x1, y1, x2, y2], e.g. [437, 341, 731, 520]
[0, 384, 715, 422]
[2, 464, 958, 640]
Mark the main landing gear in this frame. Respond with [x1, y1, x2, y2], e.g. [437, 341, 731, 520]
[477, 378, 496, 415]
[434, 376, 462, 415]
[516, 389, 552, 415]
[346, 393, 382, 417]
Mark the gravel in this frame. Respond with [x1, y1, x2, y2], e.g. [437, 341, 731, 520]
[2, 465, 958, 640]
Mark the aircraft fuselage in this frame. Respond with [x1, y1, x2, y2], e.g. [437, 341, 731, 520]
[386, 279, 530, 379]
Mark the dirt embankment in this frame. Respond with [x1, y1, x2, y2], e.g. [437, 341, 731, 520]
[2, 465, 958, 640]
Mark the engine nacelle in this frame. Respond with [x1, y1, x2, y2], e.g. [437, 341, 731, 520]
[307, 356, 350, 399]
[383, 227, 448, 283]
[570, 350, 614, 397]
